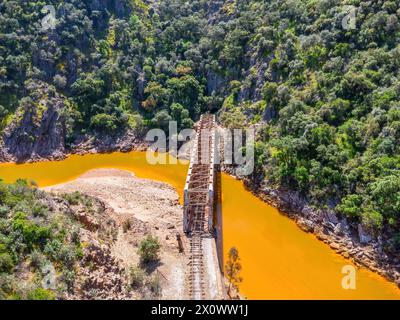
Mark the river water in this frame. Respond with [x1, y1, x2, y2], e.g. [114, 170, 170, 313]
[0, 151, 399, 299]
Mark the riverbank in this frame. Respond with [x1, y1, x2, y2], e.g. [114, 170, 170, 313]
[221, 173, 400, 299]
[2, 144, 400, 292]
[238, 180, 400, 289]
[215, 122, 400, 290]
[0, 130, 148, 164]
[1, 151, 399, 298]
[44, 168, 190, 299]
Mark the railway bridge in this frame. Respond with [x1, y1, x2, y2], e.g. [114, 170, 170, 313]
[183, 114, 224, 300]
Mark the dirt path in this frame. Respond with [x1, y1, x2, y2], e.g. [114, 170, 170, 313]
[44, 168, 190, 300]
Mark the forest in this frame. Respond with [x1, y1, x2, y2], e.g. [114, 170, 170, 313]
[0, 0, 399, 249]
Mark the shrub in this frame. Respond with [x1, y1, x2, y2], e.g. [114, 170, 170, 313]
[58, 244, 77, 268]
[138, 235, 161, 264]
[62, 268, 76, 291]
[0, 205, 9, 218]
[122, 219, 132, 233]
[81, 196, 93, 208]
[44, 239, 63, 260]
[336, 195, 363, 219]
[362, 209, 384, 232]
[32, 203, 48, 217]
[225, 247, 243, 297]
[147, 273, 161, 296]
[151, 110, 172, 131]
[12, 212, 51, 250]
[70, 226, 81, 244]
[0, 183, 9, 204]
[29, 250, 46, 271]
[27, 288, 56, 300]
[90, 113, 118, 132]
[130, 266, 145, 288]
[0, 253, 14, 273]
[62, 192, 83, 206]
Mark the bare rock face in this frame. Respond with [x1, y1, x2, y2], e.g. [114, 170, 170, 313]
[70, 130, 147, 156]
[1, 81, 67, 162]
[0, 78, 145, 163]
[250, 181, 400, 288]
[0, 142, 7, 162]
[79, 243, 129, 300]
[206, 70, 225, 96]
[297, 218, 314, 233]
[358, 224, 373, 244]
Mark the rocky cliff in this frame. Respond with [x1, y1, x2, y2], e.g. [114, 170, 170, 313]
[248, 183, 400, 288]
[0, 79, 146, 163]
[0, 81, 66, 163]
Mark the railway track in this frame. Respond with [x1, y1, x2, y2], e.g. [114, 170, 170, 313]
[185, 114, 216, 300]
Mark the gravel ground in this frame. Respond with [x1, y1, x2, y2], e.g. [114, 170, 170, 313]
[44, 168, 190, 300]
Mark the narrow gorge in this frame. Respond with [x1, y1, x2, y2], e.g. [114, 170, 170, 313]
[1, 0, 400, 301]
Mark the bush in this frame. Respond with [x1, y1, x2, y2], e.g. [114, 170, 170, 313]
[32, 203, 48, 217]
[62, 192, 83, 205]
[130, 266, 145, 288]
[27, 288, 56, 300]
[44, 239, 63, 260]
[12, 212, 51, 250]
[147, 273, 161, 296]
[0, 182, 8, 199]
[0, 253, 14, 273]
[58, 244, 78, 268]
[122, 219, 132, 233]
[70, 226, 81, 244]
[0, 205, 9, 218]
[0, 274, 17, 299]
[29, 250, 46, 271]
[90, 113, 118, 132]
[362, 209, 384, 232]
[336, 195, 363, 219]
[138, 235, 161, 264]
[390, 234, 400, 251]
[62, 268, 76, 291]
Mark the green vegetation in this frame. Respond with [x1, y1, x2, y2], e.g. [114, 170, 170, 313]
[130, 266, 146, 289]
[0, 180, 82, 299]
[0, 1, 399, 246]
[62, 191, 92, 208]
[0, 0, 205, 136]
[138, 235, 161, 264]
[147, 273, 161, 297]
[129, 261, 162, 298]
[27, 288, 56, 300]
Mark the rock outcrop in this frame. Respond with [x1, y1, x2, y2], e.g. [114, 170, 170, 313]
[0, 80, 147, 163]
[78, 243, 128, 300]
[1, 81, 66, 163]
[250, 184, 400, 288]
[45, 169, 190, 300]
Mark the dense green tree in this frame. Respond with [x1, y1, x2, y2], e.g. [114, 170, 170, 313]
[1, 0, 400, 243]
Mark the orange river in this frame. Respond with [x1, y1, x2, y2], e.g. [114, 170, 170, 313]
[0, 151, 399, 299]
